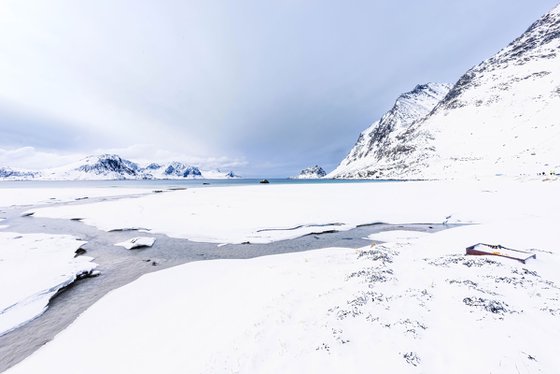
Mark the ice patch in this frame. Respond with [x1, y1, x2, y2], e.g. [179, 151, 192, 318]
[115, 237, 156, 250]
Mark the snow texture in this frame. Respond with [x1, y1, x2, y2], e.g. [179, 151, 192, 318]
[0, 233, 97, 336]
[8, 179, 560, 373]
[330, 4, 560, 179]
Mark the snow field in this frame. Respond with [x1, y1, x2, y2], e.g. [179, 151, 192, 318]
[7, 179, 560, 373]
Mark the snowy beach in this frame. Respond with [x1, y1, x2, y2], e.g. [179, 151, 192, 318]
[2, 0, 560, 372]
[1, 178, 559, 373]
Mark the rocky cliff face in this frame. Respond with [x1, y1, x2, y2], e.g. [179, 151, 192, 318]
[330, 4, 560, 179]
[328, 83, 451, 179]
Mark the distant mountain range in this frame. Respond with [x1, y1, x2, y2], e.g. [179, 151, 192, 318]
[329, 4, 560, 179]
[0, 154, 239, 180]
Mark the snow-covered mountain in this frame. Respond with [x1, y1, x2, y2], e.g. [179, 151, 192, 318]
[293, 165, 327, 179]
[40, 154, 142, 180]
[328, 83, 452, 179]
[330, 4, 560, 179]
[144, 162, 202, 179]
[0, 154, 239, 180]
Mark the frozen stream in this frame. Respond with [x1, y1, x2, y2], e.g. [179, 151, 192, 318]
[0, 193, 452, 372]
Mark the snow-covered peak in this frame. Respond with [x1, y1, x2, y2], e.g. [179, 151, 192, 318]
[76, 154, 140, 176]
[160, 162, 202, 178]
[327, 82, 452, 179]
[393, 83, 452, 121]
[37, 154, 141, 180]
[293, 165, 327, 179]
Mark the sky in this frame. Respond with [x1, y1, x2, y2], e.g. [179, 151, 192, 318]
[0, 0, 558, 177]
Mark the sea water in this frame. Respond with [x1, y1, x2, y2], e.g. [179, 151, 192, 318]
[0, 178, 398, 190]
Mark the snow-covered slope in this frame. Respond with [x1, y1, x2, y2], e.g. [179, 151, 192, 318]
[199, 169, 239, 179]
[331, 4, 560, 179]
[0, 154, 239, 180]
[293, 165, 327, 179]
[328, 83, 452, 179]
[41, 154, 142, 180]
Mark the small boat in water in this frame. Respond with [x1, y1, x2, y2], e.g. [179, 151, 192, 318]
[259, 179, 270, 184]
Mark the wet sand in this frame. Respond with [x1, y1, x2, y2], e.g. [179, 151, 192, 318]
[0, 194, 453, 372]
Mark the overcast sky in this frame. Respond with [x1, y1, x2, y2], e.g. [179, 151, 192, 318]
[0, 0, 557, 176]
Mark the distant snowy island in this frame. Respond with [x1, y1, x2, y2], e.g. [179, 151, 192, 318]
[292, 165, 327, 179]
[0, 154, 239, 181]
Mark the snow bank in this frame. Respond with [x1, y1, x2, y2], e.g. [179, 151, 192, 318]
[32, 180, 560, 244]
[0, 187, 151, 208]
[0, 233, 97, 336]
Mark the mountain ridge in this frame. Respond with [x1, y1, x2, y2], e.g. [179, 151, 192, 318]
[327, 82, 452, 179]
[0, 154, 239, 181]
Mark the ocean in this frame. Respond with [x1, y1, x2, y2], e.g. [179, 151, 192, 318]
[0, 178, 396, 189]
